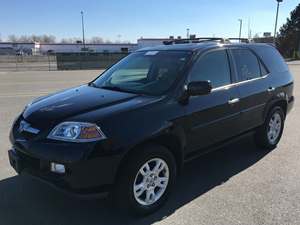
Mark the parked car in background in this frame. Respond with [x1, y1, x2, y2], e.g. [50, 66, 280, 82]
[8, 40, 294, 215]
[0, 47, 16, 55]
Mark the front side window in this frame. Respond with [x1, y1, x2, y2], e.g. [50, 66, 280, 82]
[189, 50, 231, 88]
[92, 51, 192, 95]
[231, 49, 261, 81]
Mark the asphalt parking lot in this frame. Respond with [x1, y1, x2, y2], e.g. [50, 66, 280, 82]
[0, 63, 300, 225]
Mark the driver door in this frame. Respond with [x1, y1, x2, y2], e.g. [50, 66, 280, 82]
[184, 49, 241, 154]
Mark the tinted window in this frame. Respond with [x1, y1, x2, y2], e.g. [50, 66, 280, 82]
[252, 46, 289, 73]
[260, 61, 269, 75]
[93, 51, 192, 95]
[189, 50, 231, 88]
[231, 49, 261, 81]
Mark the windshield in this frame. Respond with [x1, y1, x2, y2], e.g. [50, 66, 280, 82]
[92, 51, 192, 95]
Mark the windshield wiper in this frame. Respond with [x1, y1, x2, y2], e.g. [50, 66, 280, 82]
[88, 82, 99, 88]
[100, 85, 138, 94]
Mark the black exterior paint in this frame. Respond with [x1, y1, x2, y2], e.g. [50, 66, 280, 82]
[8, 42, 294, 196]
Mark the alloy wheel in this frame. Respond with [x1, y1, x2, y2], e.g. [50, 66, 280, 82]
[267, 112, 282, 145]
[133, 158, 169, 206]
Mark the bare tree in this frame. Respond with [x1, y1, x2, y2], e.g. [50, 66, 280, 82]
[6, 34, 130, 44]
[88, 36, 131, 44]
[60, 37, 81, 43]
[41, 35, 56, 43]
[253, 33, 260, 38]
[104, 39, 113, 44]
[8, 34, 18, 42]
[60, 38, 71, 43]
[7, 34, 57, 43]
[123, 40, 131, 44]
[19, 35, 32, 42]
[89, 36, 104, 44]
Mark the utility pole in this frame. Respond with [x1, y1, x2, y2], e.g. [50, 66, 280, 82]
[248, 18, 251, 39]
[238, 19, 243, 42]
[274, 0, 283, 44]
[81, 11, 86, 50]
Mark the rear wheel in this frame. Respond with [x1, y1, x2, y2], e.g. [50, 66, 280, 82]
[112, 144, 176, 215]
[255, 106, 285, 149]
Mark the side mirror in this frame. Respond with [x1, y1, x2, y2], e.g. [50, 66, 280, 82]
[187, 81, 212, 96]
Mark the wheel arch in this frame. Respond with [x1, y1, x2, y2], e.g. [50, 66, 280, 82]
[264, 98, 287, 120]
[115, 133, 185, 183]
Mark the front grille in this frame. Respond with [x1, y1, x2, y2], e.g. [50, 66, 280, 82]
[13, 119, 40, 141]
[16, 149, 40, 170]
[20, 131, 37, 140]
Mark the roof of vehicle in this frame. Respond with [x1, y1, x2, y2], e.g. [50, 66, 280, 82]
[136, 42, 274, 52]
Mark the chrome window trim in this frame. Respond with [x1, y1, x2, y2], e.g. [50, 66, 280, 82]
[211, 73, 270, 92]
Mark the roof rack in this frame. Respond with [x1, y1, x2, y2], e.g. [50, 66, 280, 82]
[227, 38, 251, 43]
[163, 37, 251, 45]
[163, 37, 227, 45]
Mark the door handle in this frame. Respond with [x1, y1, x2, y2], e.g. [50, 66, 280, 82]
[228, 98, 240, 105]
[267, 87, 275, 92]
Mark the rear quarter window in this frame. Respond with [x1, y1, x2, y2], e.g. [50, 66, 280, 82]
[231, 49, 261, 81]
[251, 45, 289, 73]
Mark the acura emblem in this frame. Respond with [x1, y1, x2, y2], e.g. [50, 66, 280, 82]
[18, 120, 40, 134]
[19, 121, 30, 133]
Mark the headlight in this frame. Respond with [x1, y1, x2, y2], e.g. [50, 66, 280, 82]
[47, 122, 106, 142]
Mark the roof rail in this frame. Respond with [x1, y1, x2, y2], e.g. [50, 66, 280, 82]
[163, 37, 228, 45]
[163, 37, 252, 45]
[227, 38, 251, 43]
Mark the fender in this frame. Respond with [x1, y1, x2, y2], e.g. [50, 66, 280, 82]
[117, 120, 187, 174]
[263, 91, 288, 120]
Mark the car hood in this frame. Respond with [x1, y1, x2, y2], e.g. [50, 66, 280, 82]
[22, 85, 139, 128]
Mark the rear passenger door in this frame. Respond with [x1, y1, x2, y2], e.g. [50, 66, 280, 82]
[229, 47, 271, 132]
[184, 48, 241, 153]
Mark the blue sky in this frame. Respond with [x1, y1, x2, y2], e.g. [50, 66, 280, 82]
[0, 0, 299, 43]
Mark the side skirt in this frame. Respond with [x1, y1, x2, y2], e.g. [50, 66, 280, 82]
[183, 130, 256, 163]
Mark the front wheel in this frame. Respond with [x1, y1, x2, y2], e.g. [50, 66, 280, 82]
[255, 106, 285, 149]
[112, 144, 177, 215]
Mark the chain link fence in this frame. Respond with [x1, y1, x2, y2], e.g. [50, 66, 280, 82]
[0, 52, 129, 71]
[0, 55, 57, 71]
[56, 52, 128, 70]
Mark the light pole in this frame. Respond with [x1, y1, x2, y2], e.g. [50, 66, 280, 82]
[238, 19, 243, 42]
[186, 28, 190, 39]
[274, 0, 283, 44]
[81, 11, 86, 50]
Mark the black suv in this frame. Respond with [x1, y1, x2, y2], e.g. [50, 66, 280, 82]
[8, 42, 294, 215]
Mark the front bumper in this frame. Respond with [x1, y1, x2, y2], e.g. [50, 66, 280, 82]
[287, 95, 295, 114]
[8, 147, 122, 197]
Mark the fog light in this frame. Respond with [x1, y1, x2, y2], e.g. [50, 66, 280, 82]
[50, 162, 65, 174]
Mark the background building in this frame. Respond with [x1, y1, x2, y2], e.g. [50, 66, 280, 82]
[0, 37, 177, 55]
[137, 37, 173, 49]
[0, 42, 35, 55]
[2, 35, 295, 56]
[0, 42, 138, 55]
[38, 43, 137, 54]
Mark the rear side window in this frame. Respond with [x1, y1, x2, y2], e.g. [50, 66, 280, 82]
[189, 50, 231, 88]
[231, 49, 261, 81]
[252, 46, 288, 73]
[259, 61, 269, 76]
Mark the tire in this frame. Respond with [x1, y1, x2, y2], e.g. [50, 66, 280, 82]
[112, 144, 177, 215]
[255, 106, 285, 149]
